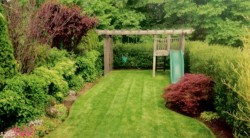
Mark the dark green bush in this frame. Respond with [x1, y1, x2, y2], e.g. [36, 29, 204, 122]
[33, 67, 69, 102]
[0, 90, 26, 131]
[67, 75, 85, 91]
[185, 41, 250, 137]
[4, 74, 49, 111]
[76, 50, 101, 82]
[0, 13, 17, 82]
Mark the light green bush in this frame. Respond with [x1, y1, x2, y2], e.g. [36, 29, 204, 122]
[200, 111, 220, 122]
[0, 74, 49, 130]
[33, 67, 69, 102]
[53, 59, 76, 78]
[186, 41, 250, 137]
[54, 104, 67, 121]
[36, 48, 70, 68]
[0, 90, 27, 130]
[4, 74, 49, 112]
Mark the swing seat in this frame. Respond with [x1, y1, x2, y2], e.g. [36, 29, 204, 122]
[154, 50, 169, 56]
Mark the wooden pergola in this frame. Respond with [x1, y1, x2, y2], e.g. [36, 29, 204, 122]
[96, 29, 194, 76]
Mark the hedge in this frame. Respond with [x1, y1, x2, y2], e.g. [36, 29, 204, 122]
[185, 41, 250, 137]
[112, 42, 170, 69]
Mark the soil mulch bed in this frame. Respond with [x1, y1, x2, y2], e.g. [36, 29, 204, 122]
[166, 105, 233, 138]
[197, 118, 234, 138]
[63, 82, 97, 112]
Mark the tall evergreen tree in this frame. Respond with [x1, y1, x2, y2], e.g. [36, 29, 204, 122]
[0, 13, 17, 84]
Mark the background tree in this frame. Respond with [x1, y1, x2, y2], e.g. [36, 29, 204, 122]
[163, 0, 250, 46]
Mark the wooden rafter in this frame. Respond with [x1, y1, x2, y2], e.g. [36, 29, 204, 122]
[97, 29, 194, 35]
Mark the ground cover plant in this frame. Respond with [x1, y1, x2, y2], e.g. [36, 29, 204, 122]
[47, 70, 215, 138]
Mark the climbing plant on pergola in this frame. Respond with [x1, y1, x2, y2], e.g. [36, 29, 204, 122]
[97, 29, 194, 76]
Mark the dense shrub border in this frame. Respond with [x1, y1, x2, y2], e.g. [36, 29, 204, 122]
[0, 48, 102, 132]
[185, 41, 250, 137]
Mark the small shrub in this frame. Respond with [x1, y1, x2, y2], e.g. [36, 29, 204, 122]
[162, 73, 214, 116]
[76, 50, 100, 82]
[33, 116, 61, 137]
[36, 48, 70, 68]
[0, 90, 27, 131]
[53, 59, 76, 79]
[200, 111, 220, 122]
[33, 67, 69, 101]
[1, 74, 49, 130]
[54, 104, 67, 121]
[4, 74, 49, 112]
[67, 75, 85, 91]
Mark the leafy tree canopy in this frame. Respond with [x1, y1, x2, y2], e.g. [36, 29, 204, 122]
[163, 0, 250, 46]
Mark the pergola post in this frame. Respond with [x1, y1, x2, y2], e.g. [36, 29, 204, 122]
[153, 35, 157, 77]
[179, 33, 185, 53]
[104, 35, 113, 75]
[167, 35, 171, 53]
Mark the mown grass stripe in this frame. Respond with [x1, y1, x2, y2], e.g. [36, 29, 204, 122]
[92, 73, 133, 137]
[47, 70, 215, 138]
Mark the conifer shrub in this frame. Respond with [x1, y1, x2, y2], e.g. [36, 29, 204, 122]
[0, 13, 17, 82]
[162, 74, 214, 116]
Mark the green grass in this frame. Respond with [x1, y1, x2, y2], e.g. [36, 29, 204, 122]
[47, 70, 215, 138]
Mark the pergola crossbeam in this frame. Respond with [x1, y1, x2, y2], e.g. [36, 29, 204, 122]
[97, 29, 194, 35]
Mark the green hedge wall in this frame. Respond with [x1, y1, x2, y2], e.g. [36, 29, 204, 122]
[113, 42, 170, 69]
[185, 41, 250, 137]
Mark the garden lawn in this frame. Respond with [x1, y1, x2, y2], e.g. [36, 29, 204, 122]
[47, 70, 215, 138]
